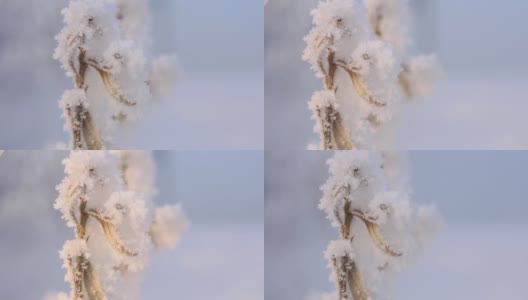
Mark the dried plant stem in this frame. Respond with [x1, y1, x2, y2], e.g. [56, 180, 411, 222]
[87, 59, 137, 106]
[398, 65, 412, 98]
[347, 70, 386, 108]
[68, 48, 103, 150]
[317, 106, 334, 150]
[68, 196, 108, 300]
[332, 112, 353, 149]
[347, 260, 369, 300]
[82, 112, 103, 150]
[333, 199, 369, 300]
[351, 209, 402, 257]
[334, 60, 387, 108]
[314, 48, 354, 150]
[84, 261, 106, 300]
[89, 210, 138, 257]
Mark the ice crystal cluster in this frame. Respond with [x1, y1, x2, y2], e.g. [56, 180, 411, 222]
[304, 0, 441, 150]
[54, 151, 188, 300]
[318, 151, 439, 300]
[54, 0, 179, 149]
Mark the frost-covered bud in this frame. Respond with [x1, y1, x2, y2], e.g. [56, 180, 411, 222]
[59, 89, 89, 128]
[308, 90, 338, 135]
[62, 150, 120, 189]
[55, 151, 122, 227]
[303, 0, 371, 76]
[400, 54, 442, 98]
[319, 151, 386, 226]
[60, 239, 91, 262]
[150, 205, 189, 251]
[59, 89, 88, 112]
[324, 239, 355, 262]
[369, 190, 411, 228]
[351, 41, 399, 81]
[54, 0, 120, 75]
[103, 190, 152, 271]
[104, 40, 146, 76]
[59, 239, 91, 284]
[309, 90, 337, 111]
[349, 40, 402, 122]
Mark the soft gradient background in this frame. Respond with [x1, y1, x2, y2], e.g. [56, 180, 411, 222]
[0, 0, 263, 149]
[265, 151, 528, 299]
[265, 0, 528, 149]
[0, 151, 263, 299]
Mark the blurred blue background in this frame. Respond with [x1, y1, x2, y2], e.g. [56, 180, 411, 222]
[0, 0, 263, 149]
[265, 151, 528, 299]
[0, 150, 263, 299]
[265, 0, 528, 149]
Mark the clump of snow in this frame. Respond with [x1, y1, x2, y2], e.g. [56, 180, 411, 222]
[324, 239, 355, 261]
[351, 41, 399, 79]
[60, 239, 90, 260]
[103, 40, 146, 76]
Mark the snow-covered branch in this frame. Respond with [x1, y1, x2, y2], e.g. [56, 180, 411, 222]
[54, 151, 188, 299]
[54, 0, 179, 149]
[304, 0, 441, 150]
[318, 151, 440, 299]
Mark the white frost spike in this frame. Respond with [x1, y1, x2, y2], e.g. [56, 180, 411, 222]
[150, 204, 189, 251]
[319, 151, 439, 299]
[55, 150, 187, 299]
[304, 0, 440, 149]
[54, 0, 178, 149]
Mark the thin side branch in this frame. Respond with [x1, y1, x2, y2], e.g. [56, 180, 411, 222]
[88, 210, 138, 257]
